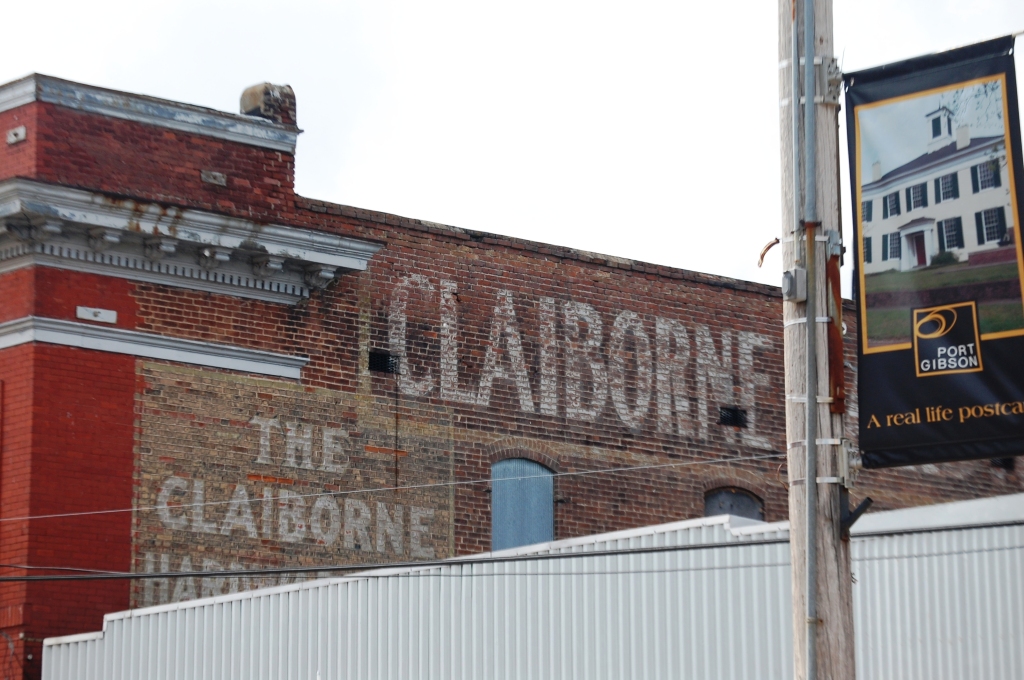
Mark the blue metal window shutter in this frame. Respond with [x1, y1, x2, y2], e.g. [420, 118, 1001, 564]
[491, 458, 554, 551]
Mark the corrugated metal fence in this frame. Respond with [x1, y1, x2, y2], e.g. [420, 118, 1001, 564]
[852, 521, 1024, 680]
[43, 513, 1024, 680]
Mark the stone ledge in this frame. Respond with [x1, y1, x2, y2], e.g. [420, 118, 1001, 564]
[0, 179, 383, 304]
[0, 316, 308, 379]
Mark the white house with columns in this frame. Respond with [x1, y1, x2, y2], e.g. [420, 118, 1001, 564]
[860, 106, 1015, 275]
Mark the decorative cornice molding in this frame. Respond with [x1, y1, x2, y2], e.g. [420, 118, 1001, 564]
[0, 179, 383, 304]
[0, 316, 308, 379]
[0, 74, 300, 153]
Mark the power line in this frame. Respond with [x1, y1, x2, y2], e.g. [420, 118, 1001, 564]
[2, 539, 1020, 583]
[0, 537, 791, 582]
[0, 451, 786, 524]
[0, 563, 129, 574]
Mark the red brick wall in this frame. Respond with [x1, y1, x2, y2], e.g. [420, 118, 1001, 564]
[24, 344, 135, 662]
[0, 103, 37, 182]
[32, 268, 139, 329]
[0, 91, 1020, 674]
[30, 102, 296, 221]
[0, 269, 34, 324]
[0, 344, 33, 675]
[0, 267, 137, 679]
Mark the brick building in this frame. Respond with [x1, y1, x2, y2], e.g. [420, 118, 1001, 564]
[0, 74, 1020, 676]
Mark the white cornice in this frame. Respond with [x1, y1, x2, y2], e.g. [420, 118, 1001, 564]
[0, 74, 299, 153]
[0, 179, 383, 304]
[0, 316, 308, 379]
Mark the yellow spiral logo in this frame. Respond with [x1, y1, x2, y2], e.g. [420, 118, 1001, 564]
[915, 306, 958, 339]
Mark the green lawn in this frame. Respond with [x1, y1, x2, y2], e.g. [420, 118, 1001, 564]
[978, 301, 1024, 335]
[864, 262, 1021, 294]
[866, 308, 911, 343]
[866, 301, 1024, 344]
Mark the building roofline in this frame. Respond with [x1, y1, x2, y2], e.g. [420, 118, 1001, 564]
[0, 74, 300, 153]
[0, 75, 799, 301]
[862, 135, 1002, 193]
[297, 195, 793, 299]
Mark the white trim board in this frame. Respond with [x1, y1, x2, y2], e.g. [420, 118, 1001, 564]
[0, 74, 300, 153]
[0, 179, 383, 304]
[0, 316, 308, 379]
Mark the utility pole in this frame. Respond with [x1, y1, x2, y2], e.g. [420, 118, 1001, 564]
[778, 0, 856, 678]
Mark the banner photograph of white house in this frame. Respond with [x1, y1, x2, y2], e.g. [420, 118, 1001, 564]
[857, 76, 1024, 350]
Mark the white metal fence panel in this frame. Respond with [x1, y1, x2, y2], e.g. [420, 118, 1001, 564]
[43, 517, 791, 680]
[42, 511, 1024, 680]
[852, 522, 1024, 680]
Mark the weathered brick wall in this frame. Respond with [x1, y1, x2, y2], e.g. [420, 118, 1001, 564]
[132, 362, 452, 607]
[0, 88, 1021, 670]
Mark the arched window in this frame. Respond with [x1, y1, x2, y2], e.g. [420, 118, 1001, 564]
[491, 458, 554, 551]
[704, 487, 764, 521]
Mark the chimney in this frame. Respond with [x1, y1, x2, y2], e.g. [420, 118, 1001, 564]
[872, 161, 881, 182]
[956, 125, 970, 150]
[240, 83, 297, 126]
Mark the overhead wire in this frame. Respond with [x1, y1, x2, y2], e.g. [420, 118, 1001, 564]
[1, 534, 1021, 583]
[0, 451, 787, 524]
[0, 536, 792, 582]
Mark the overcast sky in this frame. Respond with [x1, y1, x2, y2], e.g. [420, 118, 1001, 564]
[4, 0, 1023, 295]
[859, 79, 1006, 182]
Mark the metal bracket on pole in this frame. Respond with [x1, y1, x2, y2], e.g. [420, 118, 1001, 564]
[826, 229, 843, 257]
[798, 57, 842, 106]
[840, 489, 873, 538]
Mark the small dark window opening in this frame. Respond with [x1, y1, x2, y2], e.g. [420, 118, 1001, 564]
[719, 406, 747, 428]
[704, 487, 764, 521]
[932, 117, 941, 138]
[368, 349, 398, 373]
[992, 457, 1016, 472]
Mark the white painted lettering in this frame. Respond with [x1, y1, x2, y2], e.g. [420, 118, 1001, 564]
[538, 297, 559, 416]
[171, 555, 197, 602]
[376, 502, 404, 554]
[310, 496, 342, 546]
[389, 274, 436, 396]
[278, 489, 307, 543]
[250, 415, 280, 465]
[261, 487, 274, 539]
[655, 317, 693, 435]
[201, 558, 225, 598]
[738, 331, 773, 449]
[284, 422, 314, 469]
[191, 480, 218, 534]
[156, 476, 189, 531]
[220, 485, 258, 538]
[563, 301, 608, 421]
[142, 552, 170, 606]
[477, 289, 535, 411]
[410, 506, 435, 558]
[321, 428, 350, 473]
[440, 280, 478, 404]
[695, 326, 732, 439]
[344, 499, 372, 550]
[609, 310, 652, 430]
[227, 562, 248, 594]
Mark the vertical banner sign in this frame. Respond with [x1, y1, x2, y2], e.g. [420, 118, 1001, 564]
[845, 37, 1024, 467]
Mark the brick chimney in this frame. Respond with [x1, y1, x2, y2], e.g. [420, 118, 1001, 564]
[240, 83, 297, 126]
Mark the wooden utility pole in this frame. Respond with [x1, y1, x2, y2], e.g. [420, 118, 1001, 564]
[778, 0, 856, 678]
